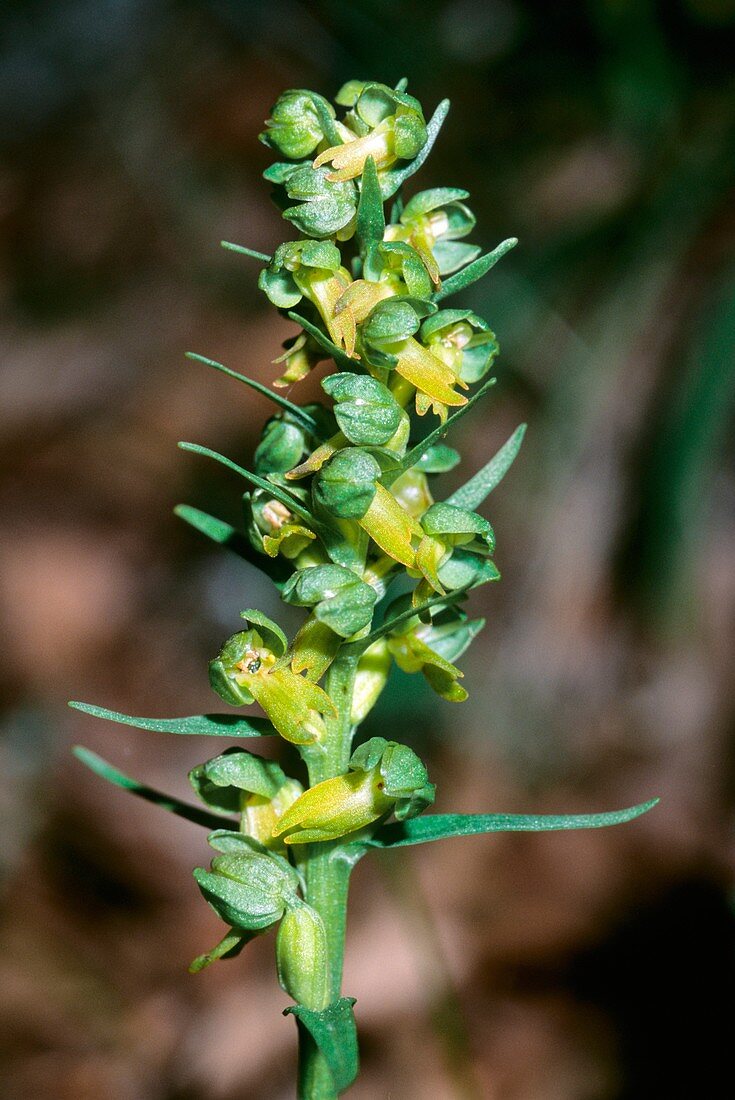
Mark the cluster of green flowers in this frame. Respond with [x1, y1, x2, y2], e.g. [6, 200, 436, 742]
[186, 82, 509, 1000]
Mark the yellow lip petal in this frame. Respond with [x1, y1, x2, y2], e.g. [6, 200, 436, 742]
[396, 338, 468, 408]
[313, 125, 394, 182]
[273, 769, 392, 844]
[359, 484, 421, 568]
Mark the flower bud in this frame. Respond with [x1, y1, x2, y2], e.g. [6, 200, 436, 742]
[260, 90, 333, 160]
[193, 836, 300, 931]
[276, 899, 330, 1009]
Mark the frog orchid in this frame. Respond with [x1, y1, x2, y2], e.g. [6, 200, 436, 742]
[312, 82, 428, 184]
[208, 612, 336, 745]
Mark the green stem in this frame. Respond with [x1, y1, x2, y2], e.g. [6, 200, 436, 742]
[298, 651, 358, 1100]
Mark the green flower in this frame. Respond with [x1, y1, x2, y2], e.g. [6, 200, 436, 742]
[420, 310, 499, 384]
[272, 737, 434, 844]
[271, 163, 358, 240]
[209, 612, 336, 745]
[260, 90, 335, 160]
[314, 82, 428, 183]
[245, 488, 317, 560]
[386, 188, 479, 283]
[193, 832, 301, 931]
[414, 502, 496, 599]
[360, 298, 468, 419]
[189, 749, 303, 851]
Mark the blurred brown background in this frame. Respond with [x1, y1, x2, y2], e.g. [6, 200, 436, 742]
[2, 1, 735, 1097]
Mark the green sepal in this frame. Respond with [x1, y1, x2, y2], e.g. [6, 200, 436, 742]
[433, 237, 518, 302]
[421, 502, 495, 553]
[447, 424, 527, 511]
[401, 187, 469, 220]
[283, 564, 378, 637]
[312, 449, 380, 520]
[414, 443, 460, 473]
[189, 747, 287, 813]
[285, 998, 359, 1094]
[437, 549, 500, 590]
[174, 505, 291, 590]
[189, 927, 254, 973]
[258, 266, 301, 308]
[260, 90, 334, 159]
[282, 165, 357, 238]
[362, 298, 421, 348]
[68, 700, 276, 738]
[354, 800, 660, 852]
[349, 737, 435, 820]
[356, 155, 385, 255]
[432, 240, 482, 275]
[72, 747, 232, 830]
[194, 848, 296, 931]
[255, 416, 309, 475]
[240, 609, 288, 656]
[322, 373, 402, 446]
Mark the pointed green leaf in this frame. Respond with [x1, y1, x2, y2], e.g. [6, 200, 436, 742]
[72, 746, 233, 829]
[447, 424, 527, 511]
[380, 98, 450, 198]
[68, 701, 276, 738]
[343, 585, 471, 657]
[286, 311, 357, 371]
[185, 353, 320, 435]
[285, 998, 359, 1094]
[177, 442, 320, 529]
[384, 377, 497, 485]
[358, 801, 659, 851]
[433, 237, 518, 302]
[356, 155, 385, 255]
[220, 241, 272, 263]
[173, 505, 291, 589]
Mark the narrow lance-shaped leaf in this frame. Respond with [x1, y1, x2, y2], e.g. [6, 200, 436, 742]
[342, 584, 472, 657]
[447, 423, 527, 511]
[356, 155, 385, 255]
[433, 237, 518, 302]
[177, 442, 320, 529]
[186, 352, 321, 435]
[287, 310, 357, 371]
[73, 747, 234, 830]
[173, 505, 291, 589]
[285, 998, 359, 1094]
[221, 240, 272, 263]
[354, 800, 659, 852]
[68, 700, 276, 738]
[384, 377, 497, 485]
